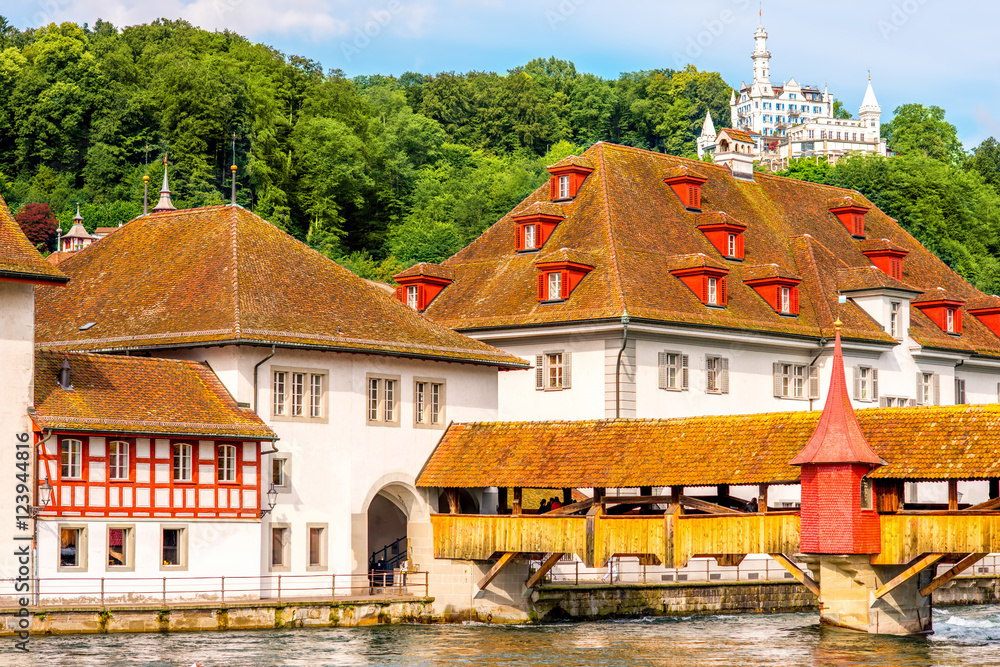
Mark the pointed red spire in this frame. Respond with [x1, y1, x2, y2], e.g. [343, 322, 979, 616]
[790, 323, 883, 467]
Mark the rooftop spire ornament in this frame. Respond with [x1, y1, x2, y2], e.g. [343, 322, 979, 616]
[153, 153, 176, 213]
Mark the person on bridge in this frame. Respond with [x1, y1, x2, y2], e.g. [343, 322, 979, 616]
[747, 497, 758, 513]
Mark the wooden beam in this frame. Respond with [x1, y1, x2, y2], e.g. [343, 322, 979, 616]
[525, 553, 563, 589]
[920, 553, 987, 597]
[445, 488, 460, 514]
[948, 480, 959, 510]
[872, 553, 945, 600]
[497, 487, 508, 515]
[758, 484, 769, 514]
[512, 487, 522, 516]
[715, 554, 746, 567]
[770, 554, 819, 597]
[477, 552, 518, 590]
[680, 495, 746, 515]
[966, 496, 1000, 511]
[545, 497, 594, 516]
[670, 485, 683, 504]
[597, 494, 673, 506]
[640, 486, 653, 514]
[562, 487, 573, 505]
[593, 487, 606, 502]
[875, 480, 903, 514]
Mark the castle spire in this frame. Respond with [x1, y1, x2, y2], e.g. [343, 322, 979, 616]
[153, 154, 176, 213]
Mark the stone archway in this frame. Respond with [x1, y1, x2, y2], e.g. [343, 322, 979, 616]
[353, 477, 429, 577]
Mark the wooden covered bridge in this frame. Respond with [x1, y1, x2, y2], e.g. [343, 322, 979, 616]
[417, 331, 1000, 635]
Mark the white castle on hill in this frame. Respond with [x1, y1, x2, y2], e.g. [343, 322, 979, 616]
[697, 23, 890, 169]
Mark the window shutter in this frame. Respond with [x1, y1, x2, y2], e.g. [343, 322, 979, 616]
[535, 355, 544, 390]
[537, 273, 545, 301]
[701, 277, 709, 303]
[915, 372, 924, 405]
[772, 362, 782, 398]
[394, 286, 403, 302]
[908, 398, 917, 407]
[879, 396, 888, 408]
[932, 374, 940, 405]
[549, 177, 557, 199]
[560, 270, 570, 299]
[515, 225, 523, 251]
[871, 368, 878, 402]
[808, 366, 820, 399]
[681, 355, 689, 390]
[719, 278, 727, 306]
[720, 358, 730, 394]
[416, 285, 426, 311]
[563, 352, 572, 389]
[658, 352, 667, 390]
[736, 234, 744, 259]
[790, 288, 799, 315]
[853, 366, 861, 400]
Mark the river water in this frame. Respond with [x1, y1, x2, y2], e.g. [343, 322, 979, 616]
[9, 605, 1000, 666]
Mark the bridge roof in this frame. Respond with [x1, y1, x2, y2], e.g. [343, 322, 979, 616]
[417, 404, 1000, 489]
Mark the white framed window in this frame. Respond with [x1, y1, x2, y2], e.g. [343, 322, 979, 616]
[946, 308, 956, 333]
[773, 363, 819, 399]
[217, 444, 237, 483]
[172, 443, 193, 482]
[58, 525, 87, 571]
[106, 525, 134, 571]
[955, 378, 967, 405]
[535, 351, 572, 391]
[727, 233, 737, 257]
[853, 366, 878, 403]
[271, 524, 290, 571]
[916, 372, 940, 406]
[108, 440, 129, 481]
[705, 356, 729, 394]
[307, 523, 328, 571]
[547, 272, 562, 301]
[61, 439, 83, 479]
[273, 368, 327, 421]
[658, 351, 689, 391]
[890, 302, 901, 339]
[160, 526, 188, 571]
[406, 285, 419, 309]
[860, 477, 873, 510]
[558, 175, 570, 198]
[367, 375, 400, 425]
[524, 224, 536, 249]
[780, 287, 791, 313]
[414, 379, 446, 427]
[707, 277, 718, 305]
[880, 396, 915, 408]
[272, 455, 291, 492]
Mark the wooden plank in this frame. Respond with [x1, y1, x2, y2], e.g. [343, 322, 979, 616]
[525, 553, 563, 589]
[966, 497, 1000, 511]
[872, 553, 945, 600]
[770, 553, 819, 596]
[949, 480, 959, 511]
[445, 488, 460, 514]
[478, 552, 518, 590]
[546, 497, 594, 516]
[512, 487, 522, 516]
[758, 484, 769, 514]
[680, 495, 745, 515]
[920, 553, 987, 597]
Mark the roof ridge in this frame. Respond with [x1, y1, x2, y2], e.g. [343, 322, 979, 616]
[596, 143, 627, 313]
[789, 235, 836, 326]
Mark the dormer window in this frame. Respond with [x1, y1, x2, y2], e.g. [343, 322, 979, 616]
[829, 196, 870, 239]
[524, 224, 536, 250]
[548, 272, 562, 301]
[860, 239, 908, 281]
[967, 296, 1000, 340]
[392, 263, 455, 312]
[946, 308, 956, 333]
[912, 291, 965, 335]
[697, 212, 746, 261]
[780, 286, 791, 313]
[707, 277, 719, 305]
[669, 255, 729, 308]
[558, 175, 570, 199]
[744, 266, 801, 316]
[535, 255, 594, 304]
[663, 166, 709, 212]
[546, 155, 595, 201]
[727, 234, 737, 257]
[406, 285, 419, 310]
[512, 204, 564, 253]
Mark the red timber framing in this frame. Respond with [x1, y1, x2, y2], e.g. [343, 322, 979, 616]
[37, 433, 261, 520]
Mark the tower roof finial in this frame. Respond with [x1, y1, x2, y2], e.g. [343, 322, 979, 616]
[153, 153, 177, 213]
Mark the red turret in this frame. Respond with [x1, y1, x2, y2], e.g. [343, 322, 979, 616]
[791, 322, 884, 554]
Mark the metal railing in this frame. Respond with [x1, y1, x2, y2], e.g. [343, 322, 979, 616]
[544, 557, 804, 586]
[370, 536, 408, 571]
[0, 571, 428, 609]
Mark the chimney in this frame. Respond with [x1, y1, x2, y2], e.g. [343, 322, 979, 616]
[57, 357, 73, 390]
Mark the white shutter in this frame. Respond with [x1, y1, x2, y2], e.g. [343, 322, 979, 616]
[562, 352, 572, 389]
[871, 368, 879, 402]
[932, 374, 940, 405]
[535, 355, 544, 390]
[773, 362, 783, 398]
[658, 352, 667, 390]
[879, 396, 888, 408]
[915, 372, 924, 405]
[720, 358, 730, 394]
[908, 398, 917, 407]
[681, 355, 689, 390]
[704, 356, 713, 393]
[808, 366, 820, 400]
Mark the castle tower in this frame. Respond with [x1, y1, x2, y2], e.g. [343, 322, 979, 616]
[696, 110, 717, 159]
[752, 23, 771, 84]
[859, 78, 882, 142]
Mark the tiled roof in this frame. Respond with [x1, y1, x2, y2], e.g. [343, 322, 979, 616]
[394, 263, 456, 281]
[743, 264, 800, 283]
[548, 155, 595, 171]
[719, 128, 756, 144]
[416, 403, 1000, 489]
[828, 194, 868, 210]
[0, 195, 67, 284]
[663, 165, 709, 181]
[697, 211, 746, 228]
[967, 295, 1000, 312]
[32, 351, 276, 440]
[94, 227, 118, 236]
[858, 238, 907, 254]
[837, 266, 921, 293]
[666, 253, 728, 272]
[913, 286, 965, 304]
[535, 247, 598, 267]
[421, 143, 1000, 357]
[511, 201, 566, 219]
[33, 205, 527, 368]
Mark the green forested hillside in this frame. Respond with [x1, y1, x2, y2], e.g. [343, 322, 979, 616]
[0, 18, 730, 276]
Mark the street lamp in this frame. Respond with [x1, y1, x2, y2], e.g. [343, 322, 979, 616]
[259, 483, 278, 518]
[31, 480, 53, 517]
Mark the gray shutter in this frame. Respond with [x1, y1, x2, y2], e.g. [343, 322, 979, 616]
[563, 352, 572, 389]
[853, 366, 861, 400]
[808, 366, 820, 399]
[658, 352, 667, 390]
[871, 368, 879, 402]
[773, 362, 782, 398]
[879, 396, 888, 408]
[908, 398, 917, 407]
[536, 355, 544, 390]
[681, 355, 689, 390]
[932, 374, 940, 405]
[720, 358, 730, 394]
[915, 372, 924, 405]
[704, 356, 712, 393]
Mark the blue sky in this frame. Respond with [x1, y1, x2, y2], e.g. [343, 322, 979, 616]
[12, 0, 999, 149]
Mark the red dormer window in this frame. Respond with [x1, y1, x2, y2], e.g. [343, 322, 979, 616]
[697, 212, 746, 260]
[913, 296, 965, 335]
[829, 197, 870, 238]
[663, 166, 709, 212]
[860, 240, 908, 281]
[670, 265, 729, 307]
[535, 258, 594, 303]
[745, 275, 801, 315]
[968, 298, 1000, 339]
[514, 211, 564, 252]
[546, 156, 594, 201]
[392, 264, 455, 312]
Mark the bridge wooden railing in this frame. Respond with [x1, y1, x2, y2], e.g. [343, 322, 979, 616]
[873, 511, 1000, 564]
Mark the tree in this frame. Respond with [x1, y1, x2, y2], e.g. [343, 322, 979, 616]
[966, 137, 1000, 191]
[15, 202, 58, 250]
[832, 99, 852, 119]
[883, 104, 964, 164]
